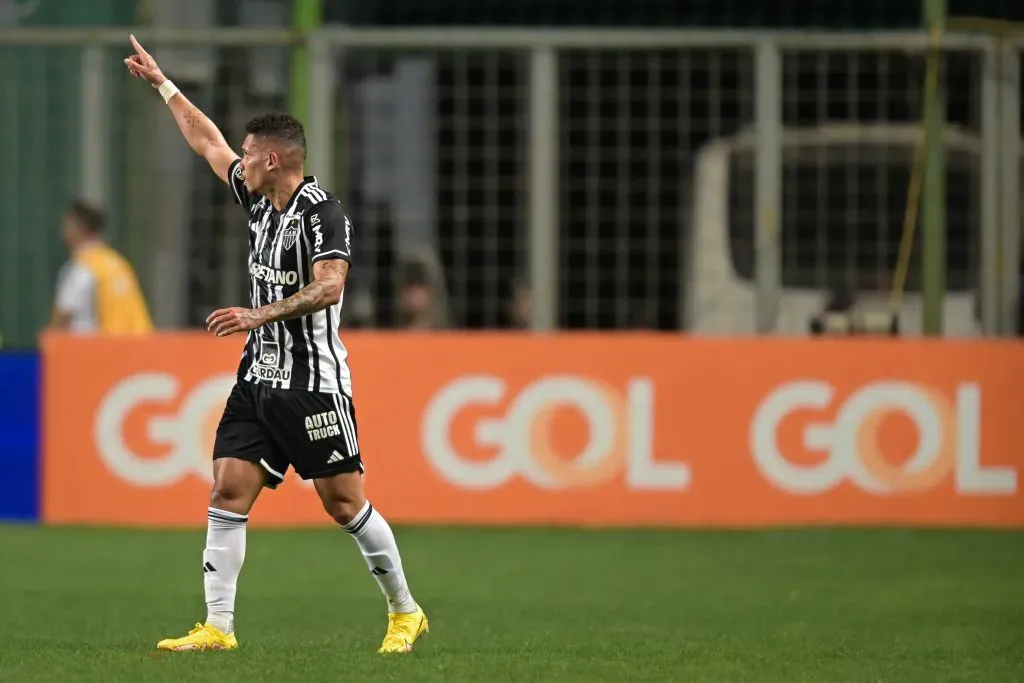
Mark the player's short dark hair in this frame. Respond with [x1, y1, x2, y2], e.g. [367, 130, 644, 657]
[244, 112, 306, 159]
[67, 199, 104, 234]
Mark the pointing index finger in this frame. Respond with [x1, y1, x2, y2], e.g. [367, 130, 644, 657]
[129, 34, 149, 58]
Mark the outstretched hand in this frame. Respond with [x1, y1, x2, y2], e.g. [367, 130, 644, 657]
[206, 307, 267, 337]
[123, 34, 166, 87]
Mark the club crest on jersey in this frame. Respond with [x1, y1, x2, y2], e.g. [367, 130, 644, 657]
[280, 216, 301, 250]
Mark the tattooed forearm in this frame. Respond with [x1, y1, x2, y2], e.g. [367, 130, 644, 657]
[184, 106, 201, 129]
[258, 281, 334, 323]
[167, 93, 228, 162]
[256, 259, 348, 324]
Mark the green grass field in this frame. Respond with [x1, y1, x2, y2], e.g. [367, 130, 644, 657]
[0, 525, 1021, 682]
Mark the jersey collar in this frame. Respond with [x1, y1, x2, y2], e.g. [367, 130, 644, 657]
[276, 175, 319, 215]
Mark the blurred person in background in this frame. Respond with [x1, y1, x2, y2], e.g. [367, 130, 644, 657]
[397, 252, 449, 329]
[48, 199, 153, 335]
[338, 285, 377, 329]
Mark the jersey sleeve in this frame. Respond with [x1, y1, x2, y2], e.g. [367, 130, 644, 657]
[55, 262, 96, 317]
[304, 200, 353, 264]
[227, 159, 255, 212]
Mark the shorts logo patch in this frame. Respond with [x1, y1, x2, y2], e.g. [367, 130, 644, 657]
[306, 410, 342, 441]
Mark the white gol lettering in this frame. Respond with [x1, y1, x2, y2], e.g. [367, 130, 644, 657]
[749, 380, 1017, 495]
[94, 373, 316, 488]
[95, 373, 236, 486]
[421, 375, 690, 491]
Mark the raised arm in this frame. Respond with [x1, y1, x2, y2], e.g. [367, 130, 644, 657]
[124, 35, 238, 184]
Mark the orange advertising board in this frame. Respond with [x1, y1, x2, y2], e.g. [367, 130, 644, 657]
[41, 333, 1024, 528]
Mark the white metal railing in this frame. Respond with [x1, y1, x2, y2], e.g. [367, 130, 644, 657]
[1, 26, 1019, 334]
[0, 26, 1010, 49]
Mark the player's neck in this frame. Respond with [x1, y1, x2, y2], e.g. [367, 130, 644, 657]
[267, 174, 305, 213]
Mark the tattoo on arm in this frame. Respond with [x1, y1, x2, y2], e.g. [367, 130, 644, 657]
[185, 106, 201, 129]
[257, 260, 349, 324]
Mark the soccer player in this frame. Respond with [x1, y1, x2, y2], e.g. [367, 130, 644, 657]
[124, 35, 427, 654]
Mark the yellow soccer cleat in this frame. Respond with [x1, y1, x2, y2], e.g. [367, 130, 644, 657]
[156, 623, 238, 652]
[378, 606, 429, 654]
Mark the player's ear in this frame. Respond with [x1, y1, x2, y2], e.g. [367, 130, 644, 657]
[266, 150, 279, 170]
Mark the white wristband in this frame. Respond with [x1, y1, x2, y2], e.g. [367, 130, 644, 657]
[158, 79, 179, 104]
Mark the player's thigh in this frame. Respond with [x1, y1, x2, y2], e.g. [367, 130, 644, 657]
[213, 381, 290, 497]
[259, 388, 364, 484]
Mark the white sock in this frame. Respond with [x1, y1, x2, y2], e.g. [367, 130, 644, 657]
[204, 507, 247, 634]
[344, 501, 417, 614]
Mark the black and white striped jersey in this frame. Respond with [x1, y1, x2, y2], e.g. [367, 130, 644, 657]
[228, 159, 354, 395]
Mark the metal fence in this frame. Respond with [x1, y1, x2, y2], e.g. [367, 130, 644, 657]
[0, 27, 1021, 346]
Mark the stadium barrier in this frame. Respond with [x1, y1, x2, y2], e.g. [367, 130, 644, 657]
[40, 332, 1024, 528]
[0, 351, 40, 521]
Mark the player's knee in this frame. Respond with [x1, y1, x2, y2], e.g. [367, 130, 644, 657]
[322, 496, 365, 526]
[209, 479, 258, 514]
[314, 471, 366, 525]
[209, 457, 263, 514]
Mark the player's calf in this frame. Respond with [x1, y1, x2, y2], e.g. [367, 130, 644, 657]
[202, 458, 263, 635]
[157, 456, 263, 652]
[316, 474, 414, 611]
[314, 472, 426, 650]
